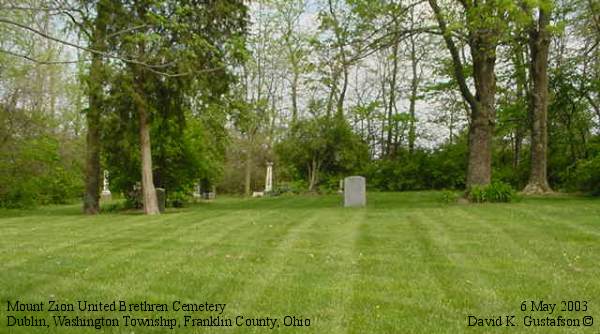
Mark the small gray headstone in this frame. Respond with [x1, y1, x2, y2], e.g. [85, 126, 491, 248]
[155, 188, 166, 213]
[344, 176, 366, 207]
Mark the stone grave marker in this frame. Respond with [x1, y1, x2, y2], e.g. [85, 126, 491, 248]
[265, 162, 273, 193]
[343, 176, 366, 207]
[156, 188, 166, 213]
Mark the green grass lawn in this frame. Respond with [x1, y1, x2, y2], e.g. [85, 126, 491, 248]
[1, 192, 599, 333]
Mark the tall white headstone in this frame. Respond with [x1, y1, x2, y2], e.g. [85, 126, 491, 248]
[344, 176, 366, 207]
[265, 162, 273, 193]
[101, 170, 111, 200]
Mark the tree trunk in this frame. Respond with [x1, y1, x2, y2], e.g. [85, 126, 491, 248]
[138, 100, 159, 214]
[326, 74, 337, 118]
[408, 34, 419, 154]
[308, 157, 319, 192]
[329, 0, 348, 119]
[337, 65, 348, 118]
[466, 36, 496, 188]
[133, 4, 159, 215]
[244, 147, 252, 196]
[513, 130, 523, 168]
[291, 69, 299, 123]
[386, 38, 399, 157]
[523, 7, 552, 194]
[83, 90, 101, 214]
[512, 41, 528, 169]
[83, 0, 108, 214]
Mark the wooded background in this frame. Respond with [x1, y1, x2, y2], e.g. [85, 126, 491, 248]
[0, 0, 598, 213]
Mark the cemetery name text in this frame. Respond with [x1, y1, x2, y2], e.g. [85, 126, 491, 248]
[5, 300, 311, 330]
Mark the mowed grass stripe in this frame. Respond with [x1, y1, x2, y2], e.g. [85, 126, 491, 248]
[232, 206, 365, 334]
[468, 204, 598, 280]
[150, 207, 316, 300]
[260, 207, 365, 334]
[509, 202, 600, 239]
[398, 209, 474, 333]
[226, 210, 322, 334]
[426, 207, 549, 328]
[348, 208, 419, 333]
[1, 209, 265, 334]
[450, 204, 599, 334]
[79, 210, 254, 298]
[476, 205, 600, 290]
[0, 209, 224, 277]
[350, 205, 471, 333]
[0, 210, 233, 302]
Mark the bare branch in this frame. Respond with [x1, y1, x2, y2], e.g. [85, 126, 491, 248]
[0, 48, 82, 64]
[0, 17, 172, 70]
[427, 0, 477, 111]
[105, 24, 148, 39]
[60, 9, 92, 41]
[0, 6, 63, 12]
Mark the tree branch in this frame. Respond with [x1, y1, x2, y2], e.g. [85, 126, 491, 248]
[427, 0, 477, 111]
[0, 17, 171, 69]
[0, 48, 81, 64]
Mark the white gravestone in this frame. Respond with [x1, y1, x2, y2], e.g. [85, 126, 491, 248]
[101, 170, 111, 201]
[344, 176, 366, 207]
[264, 162, 273, 193]
[193, 183, 201, 199]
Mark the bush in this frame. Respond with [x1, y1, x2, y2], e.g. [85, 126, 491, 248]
[0, 136, 84, 208]
[366, 143, 467, 191]
[468, 182, 517, 203]
[570, 155, 600, 195]
[0, 185, 37, 208]
[270, 180, 308, 196]
[168, 191, 190, 208]
[440, 190, 459, 204]
[101, 201, 125, 213]
[124, 186, 143, 209]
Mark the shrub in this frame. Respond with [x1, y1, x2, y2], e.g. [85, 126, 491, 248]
[270, 180, 307, 196]
[440, 190, 459, 204]
[101, 201, 125, 213]
[0, 185, 37, 208]
[365, 141, 467, 192]
[124, 186, 143, 209]
[468, 181, 517, 203]
[570, 155, 600, 195]
[168, 191, 190, 208]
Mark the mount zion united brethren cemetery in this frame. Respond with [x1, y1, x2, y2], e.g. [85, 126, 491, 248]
[8, 300, 227, 313]
[6, 300, 309, 330]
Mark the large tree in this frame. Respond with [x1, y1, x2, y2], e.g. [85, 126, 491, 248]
[428, 0, 508, 189]
[523, 1, 554, 194]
